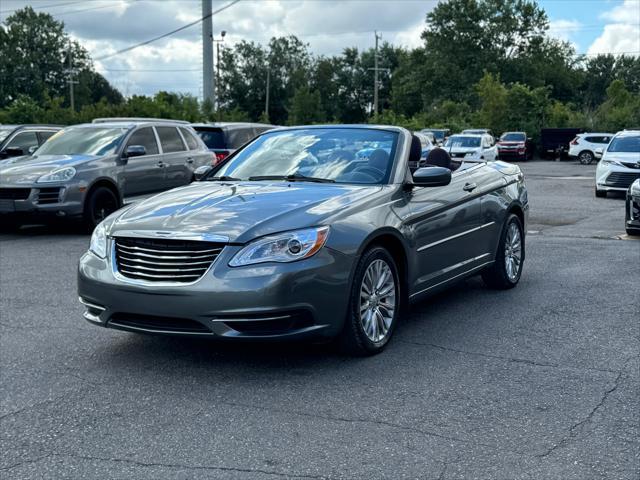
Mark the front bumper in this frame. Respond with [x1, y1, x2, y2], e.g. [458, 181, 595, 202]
[595, 165, 640, 192]
[626, 193, 640, 232]
[498, 148, 527, 160]
[77, 241, 355, 340]
[0, 183, 85, 219]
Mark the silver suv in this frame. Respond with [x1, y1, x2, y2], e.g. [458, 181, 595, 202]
[0, 119, 212, 229]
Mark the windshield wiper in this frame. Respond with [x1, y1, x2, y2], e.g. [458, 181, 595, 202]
[248, 173, 335, 183]
[207, 175, 241, 181]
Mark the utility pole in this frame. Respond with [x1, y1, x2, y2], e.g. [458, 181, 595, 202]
[368, 31, 389, 118]
[264, 67, 270, 122]
[373, 31, 381, 116]
[65, 41, 78, 111]
[202, 0, 214, 106]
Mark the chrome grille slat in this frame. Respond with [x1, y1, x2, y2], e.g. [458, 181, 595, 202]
[117, 262, 207, 273]
[116, 243, 222, 255]
[117, 254, 213, 266]
[115, 249, 220, 260]
[114, 237, 224, 284]
[119, 269, 201, 279]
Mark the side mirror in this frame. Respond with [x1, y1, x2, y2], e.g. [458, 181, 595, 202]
[123, 145, 146, 159]
[194, 165, 213, 181]
[595, 147, 604, 157]
[28, 145, 38, 154]
[3, 147, 24, 157]
[411, 166, 452, 187]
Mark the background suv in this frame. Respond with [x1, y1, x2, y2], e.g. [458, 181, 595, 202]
[0, 119, 211, 229]
[569, 132, 614, 165]
[192, 122, 275, 165]
[595, 130, 640, 198]
[0, 124, 61, 161]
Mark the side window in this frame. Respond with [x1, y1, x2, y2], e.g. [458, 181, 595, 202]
[6, 131, 39, 151]
[156, 126, 186, 153]
[126, 127, 159, 156]
[38, 131, 57, 144]
[600, 136, 611, 144]
[179, 127, 200, 150]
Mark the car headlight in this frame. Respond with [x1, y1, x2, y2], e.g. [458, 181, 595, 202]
[601, 159, 622, 167]
[229, 227, 330, 267]
[37, 167, 76, 183]
[89, 222, 108, 259]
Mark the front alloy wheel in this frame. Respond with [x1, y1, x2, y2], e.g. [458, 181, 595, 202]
[359, 259, 396, 343]
[340, 247, 400, 355]
[482, 214, 524, 289]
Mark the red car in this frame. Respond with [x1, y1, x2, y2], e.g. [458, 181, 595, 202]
[497, 132, 533, 161]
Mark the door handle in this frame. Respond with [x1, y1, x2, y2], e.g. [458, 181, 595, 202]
[186, 158, 194, 164]
[463, 182, 477, 192]
[157, 161, 166, 168]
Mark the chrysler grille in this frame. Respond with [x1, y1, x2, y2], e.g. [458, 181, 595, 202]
[114, 237, 224, 283]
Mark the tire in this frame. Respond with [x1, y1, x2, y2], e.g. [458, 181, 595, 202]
[482, 214, 524, 290]
[626, 227, 640, 237]
[83, 186, 120, 231]
[578, 151, 594, 165]
[595, 188, 607, 198]
[339, 247, 401, 356]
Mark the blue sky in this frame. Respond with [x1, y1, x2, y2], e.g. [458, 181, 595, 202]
[1, 0, 639, 97]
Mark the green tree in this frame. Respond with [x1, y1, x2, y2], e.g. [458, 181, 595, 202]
[0, 7, 120, 109]
[289, 86, 325, 125]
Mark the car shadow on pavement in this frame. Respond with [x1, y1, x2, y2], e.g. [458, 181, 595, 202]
[87, 277, 484, 374]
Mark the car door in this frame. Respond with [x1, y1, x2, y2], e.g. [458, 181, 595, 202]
[179, 127, 211, 176]
[483, 135, 498, 160]
[122, 126, 164, 197]
[407, 165, 489, 293]
[156, 126, 190, 189]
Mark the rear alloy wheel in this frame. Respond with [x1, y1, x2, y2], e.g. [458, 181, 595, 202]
[84, 186, 119, 231]
[578, 151, 594, 165]
[339, 247, 400, 356]
[595, 188, 607, 198]
[482, 214, 524, 289]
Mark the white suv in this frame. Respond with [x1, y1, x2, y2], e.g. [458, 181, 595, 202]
[443, 134, 498, 161]
[569, 133, 614, 165]
[595, 130, 640, 198]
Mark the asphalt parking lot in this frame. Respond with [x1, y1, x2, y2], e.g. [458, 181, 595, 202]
[1, 161, 638, 479]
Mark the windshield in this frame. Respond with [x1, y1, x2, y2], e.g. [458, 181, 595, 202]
[607, 135, 640, 153]
[501, 133, 525, 142]
[35, 127, 127, 156]
[195, 128, 226, 149]
[445, 136, 481, 148]
[0, 127, 15, 144]
[214, 128, 399, 184]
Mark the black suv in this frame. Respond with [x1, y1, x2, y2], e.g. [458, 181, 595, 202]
[191, 122, 275, 165]
[0, 125, 62, 160]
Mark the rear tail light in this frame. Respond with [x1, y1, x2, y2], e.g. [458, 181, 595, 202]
[570, 137, 579, 145]
[212, 151, 228, 166]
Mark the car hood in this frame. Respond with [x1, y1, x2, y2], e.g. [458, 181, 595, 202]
[603, 152, 640, 165]
[110, 181, 382, 243]
[0, 154, 99, 184]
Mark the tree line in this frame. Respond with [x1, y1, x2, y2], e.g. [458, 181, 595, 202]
[1, 1, 639, 142]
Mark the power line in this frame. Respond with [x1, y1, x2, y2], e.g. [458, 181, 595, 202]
[94, 0, 241, 61]
[0, 1, 85, 15]
[50, 3, 129, 17]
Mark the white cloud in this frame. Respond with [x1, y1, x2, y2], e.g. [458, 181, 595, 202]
[548, 19, 582, 50]
[588, 0, 640, 56]
[1, 0, 436, 97]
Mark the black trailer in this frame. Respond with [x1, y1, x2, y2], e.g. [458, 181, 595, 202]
[539, 128, 585, 159]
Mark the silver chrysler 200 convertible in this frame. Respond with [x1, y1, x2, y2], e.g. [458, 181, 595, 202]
[78, 125, 528, 355]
